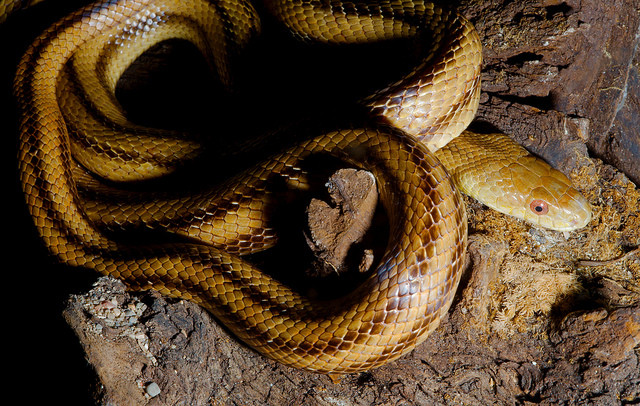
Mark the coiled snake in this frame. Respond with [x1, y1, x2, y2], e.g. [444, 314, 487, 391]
[11, 0, 591, 374]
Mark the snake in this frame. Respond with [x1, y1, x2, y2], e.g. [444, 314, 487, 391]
[10, 0, 592, 374]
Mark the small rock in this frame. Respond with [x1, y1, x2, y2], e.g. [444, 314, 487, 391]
[145, 382, 161, 398]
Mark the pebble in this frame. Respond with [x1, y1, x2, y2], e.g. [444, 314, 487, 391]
[145, 382, 161, 398]
[76, 281, 148, 328]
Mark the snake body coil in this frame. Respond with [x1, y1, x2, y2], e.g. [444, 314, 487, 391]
[13, 0, 591, 373]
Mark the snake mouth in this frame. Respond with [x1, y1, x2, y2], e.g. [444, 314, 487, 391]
[565, 205, 592, 231]
[535, 201, 592, 232]
[553, 187, 593, 231]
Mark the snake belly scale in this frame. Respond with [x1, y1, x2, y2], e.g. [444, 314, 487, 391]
[12, 0, 591, 374]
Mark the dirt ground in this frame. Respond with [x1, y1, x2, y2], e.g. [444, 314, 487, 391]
[4, 0, 639, 404]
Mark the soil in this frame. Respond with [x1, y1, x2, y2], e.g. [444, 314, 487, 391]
[4, 0, 639, 404]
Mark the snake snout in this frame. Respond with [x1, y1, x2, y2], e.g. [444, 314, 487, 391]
[560, 188, 592, 230]
[526, 179, 592, 232]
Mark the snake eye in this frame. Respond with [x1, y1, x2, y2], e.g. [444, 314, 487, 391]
[530, 199, 549, 215]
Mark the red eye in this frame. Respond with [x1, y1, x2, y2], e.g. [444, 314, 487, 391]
[530, 199, 549, 215]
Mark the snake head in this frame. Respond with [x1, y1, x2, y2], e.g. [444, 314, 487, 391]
[435, 131, 592, 232]
[497, 157, 592, 232]
[522, 181, 592, 231]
